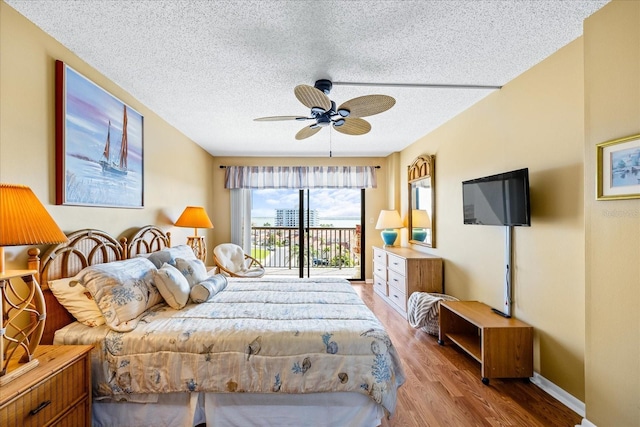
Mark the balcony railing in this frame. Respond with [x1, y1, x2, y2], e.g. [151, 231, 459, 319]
[250, 226, 361, 273]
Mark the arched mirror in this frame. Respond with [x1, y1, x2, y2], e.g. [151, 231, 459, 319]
[408, 154, 435, 247]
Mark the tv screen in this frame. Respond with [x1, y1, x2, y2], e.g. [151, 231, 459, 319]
[462, 168, 531, 226]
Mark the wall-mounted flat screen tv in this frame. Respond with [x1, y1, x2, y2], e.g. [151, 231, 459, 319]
[462, 168, 531, 226]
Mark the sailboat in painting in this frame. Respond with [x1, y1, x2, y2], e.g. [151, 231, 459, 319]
[100, 105, 128, 176]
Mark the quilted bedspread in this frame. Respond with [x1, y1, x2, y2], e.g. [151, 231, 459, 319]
[55, 277, 405, 414]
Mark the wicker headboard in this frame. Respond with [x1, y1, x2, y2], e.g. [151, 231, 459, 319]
[28, 225, 171, 344]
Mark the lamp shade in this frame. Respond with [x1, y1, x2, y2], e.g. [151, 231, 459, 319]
[375, 210, 404, 230]
[174, 206, 213, 230]
[412, 209, 431, 229]
[0, 184, 68, 247]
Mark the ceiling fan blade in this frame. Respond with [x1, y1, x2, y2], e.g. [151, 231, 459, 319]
[254, 116, 310, 121]
[294, 84, 331, 111]
[337, 95, 396, 118]
[333, 117, 371, 136]
[295, 125, 322, 140]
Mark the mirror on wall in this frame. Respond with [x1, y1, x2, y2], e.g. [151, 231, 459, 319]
[408, 154, 435, 247]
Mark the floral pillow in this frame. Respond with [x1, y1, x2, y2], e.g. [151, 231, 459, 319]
[78, 257, 162, 332]
[153, 263, 191, 310]
[49, 275, 105, 327]
[146, 245, 196, 269]
[174, 257, 208, 287]
[190, 274, 228, 303]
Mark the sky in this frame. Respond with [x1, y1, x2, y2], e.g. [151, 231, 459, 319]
[251, 189, 361, 219]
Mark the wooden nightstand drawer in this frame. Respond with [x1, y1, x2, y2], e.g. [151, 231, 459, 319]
[51, 398, 89, 427]
[386, 254, 406, 275]
[0, 346, 92, 427]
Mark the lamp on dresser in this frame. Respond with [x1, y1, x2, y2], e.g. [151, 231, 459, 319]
[375, 210, 404, 246]
[174, 206, 213, 262]
[411, 209, 431, 242]
[0, 183, 68, 384]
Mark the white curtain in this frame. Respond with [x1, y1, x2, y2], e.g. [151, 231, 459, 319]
[229, 189, 252, 252]
[225, 166, 375, 253]
[224, 166, 378, 189]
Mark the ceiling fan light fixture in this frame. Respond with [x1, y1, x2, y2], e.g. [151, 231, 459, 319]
[337, 108, 350, 117]
[311, 106, 326, 115]
[333, 118, 345, 127]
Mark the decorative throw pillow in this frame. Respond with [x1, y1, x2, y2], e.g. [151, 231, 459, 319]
[153, 263, 191, 309]
[79, 257, 162, 332]
[174, 257, 208, 287]
[146, 245, 197, 269]
[48, 276, 105, 327]
[190, 274, 228, 303]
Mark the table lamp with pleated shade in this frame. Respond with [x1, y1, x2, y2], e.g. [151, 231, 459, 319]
[174, 206, 213, 262]
[0, 183, 68, 383]
[375, 210, 404, 246]
[411, 209, 431, 242]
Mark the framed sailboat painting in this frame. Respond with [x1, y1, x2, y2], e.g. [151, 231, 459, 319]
[55, 60, 144, 208]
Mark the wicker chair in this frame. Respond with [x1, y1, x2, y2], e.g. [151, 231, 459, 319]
[213, 243, 265, 278]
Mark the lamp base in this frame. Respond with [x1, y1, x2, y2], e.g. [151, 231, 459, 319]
[380, 229, 398, 246]
[0, 358, 39, 385]
[412, 228, 427, 242]
[186, 236, 207, 262]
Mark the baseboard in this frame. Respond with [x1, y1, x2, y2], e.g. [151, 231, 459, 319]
[365, 278, 373, 284]
[530, 372, 585, 418]
[576, 418, 597, 427]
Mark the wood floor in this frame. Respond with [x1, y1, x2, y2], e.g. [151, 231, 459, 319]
[351, 282, 582, 427]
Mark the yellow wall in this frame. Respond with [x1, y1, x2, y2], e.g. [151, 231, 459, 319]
[399, 38, 587, 398]
[0, 2, 216, 266]
[584, 1, 640, 426]
[5, 0, 639, 422]
[210, 157, 389, 278]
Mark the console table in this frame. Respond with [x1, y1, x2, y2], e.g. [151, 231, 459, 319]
[438, 300, 533, 384]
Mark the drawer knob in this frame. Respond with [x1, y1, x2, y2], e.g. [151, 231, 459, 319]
[29, 400, 51, 416]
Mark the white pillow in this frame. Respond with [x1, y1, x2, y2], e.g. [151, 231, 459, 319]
[146, 245, 197, 269]
[80, 257, 162, 332]
[48, 276, 105, 327]
[175, 257, 208, 287]
[153, 263, 191, 309]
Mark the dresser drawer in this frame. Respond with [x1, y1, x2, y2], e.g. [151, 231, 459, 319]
[373, 261, 387, 280]
[388, 284, 407, 312]
[386, 254, 406, 275]
[373, 275, 388, 296]
[372, 248, 387, 266]
[387, 269, 406, 292]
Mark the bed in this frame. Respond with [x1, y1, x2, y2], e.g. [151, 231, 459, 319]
[29, 226, 405, 427]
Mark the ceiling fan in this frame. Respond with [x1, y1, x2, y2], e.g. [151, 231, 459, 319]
[254, 79, 396, 140]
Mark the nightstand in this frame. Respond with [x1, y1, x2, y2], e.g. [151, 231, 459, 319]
[0, 345, 93, 427]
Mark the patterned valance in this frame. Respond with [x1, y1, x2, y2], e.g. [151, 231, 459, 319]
[224, 166, 378, 189]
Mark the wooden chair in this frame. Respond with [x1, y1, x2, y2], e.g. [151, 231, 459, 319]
[213, 243, 265, 278]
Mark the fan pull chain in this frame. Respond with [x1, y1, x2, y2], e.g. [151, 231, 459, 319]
[329, 126, 333, 158]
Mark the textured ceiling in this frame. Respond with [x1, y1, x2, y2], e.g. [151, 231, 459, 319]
[6, 0, 609, 157]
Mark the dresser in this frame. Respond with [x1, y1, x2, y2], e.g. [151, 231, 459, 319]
[372, 246, 443, 317]
[0, 345, 93, 427]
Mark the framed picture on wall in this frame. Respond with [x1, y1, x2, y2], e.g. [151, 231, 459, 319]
[55, 60, 144, 208]
[596, 134, 640, 200]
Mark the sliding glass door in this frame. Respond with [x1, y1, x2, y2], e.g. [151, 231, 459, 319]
[250, 188, 363, 280]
